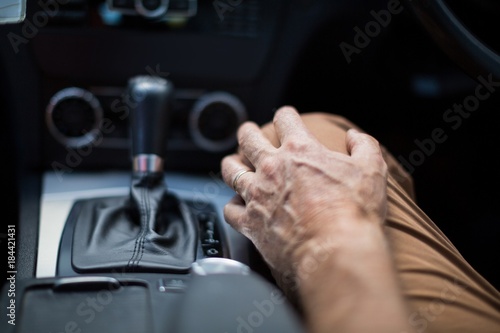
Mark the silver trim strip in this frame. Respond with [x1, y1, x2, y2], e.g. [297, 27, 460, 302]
[191, 258, 250, 276]
[133, 154, 164, 172]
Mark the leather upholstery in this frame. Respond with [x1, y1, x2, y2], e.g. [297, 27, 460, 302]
[72, 172, 197, 273]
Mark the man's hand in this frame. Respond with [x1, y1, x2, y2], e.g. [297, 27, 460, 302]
[221, 107, 415, 333]
[221, 106, 388, 290]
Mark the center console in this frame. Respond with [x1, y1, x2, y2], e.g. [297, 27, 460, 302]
[4, 72, 305, 332]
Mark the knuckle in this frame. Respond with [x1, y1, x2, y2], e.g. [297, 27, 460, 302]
[282, 139, 308, 152]
[366, 134, 381, 149]
[259, 157, 277, 176]
[245, 183, 257, 201]
[371, 151, 388, 175]
[252, 148, 269, 164]
[378, 157, 388, 175]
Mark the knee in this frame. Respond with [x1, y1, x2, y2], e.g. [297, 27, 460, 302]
[300, 112, 359, 132]
[258, 109, 362, 151]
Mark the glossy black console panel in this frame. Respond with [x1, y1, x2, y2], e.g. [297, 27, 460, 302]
[1, 264, 305, 333]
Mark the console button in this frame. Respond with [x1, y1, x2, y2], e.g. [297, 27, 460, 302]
[196, 211, 223, 258]
[205, 248, 219, 257]
[158, 278, 188, 292]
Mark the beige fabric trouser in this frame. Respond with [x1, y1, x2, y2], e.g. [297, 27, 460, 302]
[261, 112, 500, 333]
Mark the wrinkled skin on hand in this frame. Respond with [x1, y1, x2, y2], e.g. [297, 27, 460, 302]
[221, 107, 388, 300]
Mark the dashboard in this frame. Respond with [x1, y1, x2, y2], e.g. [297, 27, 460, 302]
[7, 0, 295, 173]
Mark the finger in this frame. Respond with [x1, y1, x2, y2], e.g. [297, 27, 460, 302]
[273, 106, 312, 144]
[260, 120, 281, 148]
[236, 147, 254, 169]
[346, 129, 386, 168]
[237, 121, 275, 167]
[223, 196, 246, 231]
[221, 154, 255, 197]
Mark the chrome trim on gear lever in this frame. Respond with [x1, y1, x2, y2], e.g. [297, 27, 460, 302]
[133, 154, 165, 173]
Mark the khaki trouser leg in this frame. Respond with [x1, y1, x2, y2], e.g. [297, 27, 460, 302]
[260, 112, 500, 333]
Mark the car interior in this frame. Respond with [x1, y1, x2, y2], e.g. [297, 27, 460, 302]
[1, 0, 499, 332]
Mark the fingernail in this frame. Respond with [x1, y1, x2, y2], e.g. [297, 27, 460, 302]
[348, 128, 359, 134]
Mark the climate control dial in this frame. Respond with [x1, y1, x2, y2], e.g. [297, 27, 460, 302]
[189, 92, 247, 152]
[46, 87, 103, 148]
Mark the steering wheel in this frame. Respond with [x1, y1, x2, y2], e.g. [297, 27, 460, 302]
[405, 0, 500, 81]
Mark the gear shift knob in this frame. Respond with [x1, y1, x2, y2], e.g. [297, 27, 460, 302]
[127, 75, 173, 173]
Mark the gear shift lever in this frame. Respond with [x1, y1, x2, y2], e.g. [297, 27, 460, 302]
[69, 76, 197, 273]
[128, 76, 172, 173]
